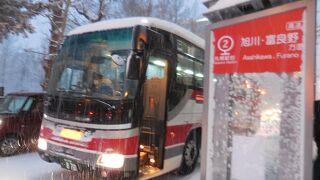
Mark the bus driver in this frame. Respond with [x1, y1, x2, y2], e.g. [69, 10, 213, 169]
[93, 73, 113, 96]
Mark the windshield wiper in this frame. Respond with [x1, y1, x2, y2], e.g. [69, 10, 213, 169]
[55, 89, 115, 109]
[90, 98, 115, 109]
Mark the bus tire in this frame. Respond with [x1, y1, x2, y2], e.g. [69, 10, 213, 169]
[177, 133, 199, 175]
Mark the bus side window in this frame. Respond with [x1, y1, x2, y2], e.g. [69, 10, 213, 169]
[168, 54, 193, 111]
[194, 61, 204, 103]
[179, 55, 193, 87]
[194, 61, 203, 88]
[146, 56, 165, 80]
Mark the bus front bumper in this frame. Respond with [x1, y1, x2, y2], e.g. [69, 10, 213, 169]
[38, 138, 138, 178]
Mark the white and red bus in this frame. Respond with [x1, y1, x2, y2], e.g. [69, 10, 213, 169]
[37, 17, 204, 179]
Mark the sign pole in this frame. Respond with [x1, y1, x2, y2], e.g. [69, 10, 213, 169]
[302, 1, 316, 180]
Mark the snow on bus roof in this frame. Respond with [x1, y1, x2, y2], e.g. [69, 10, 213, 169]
[67, 17, 205, 49]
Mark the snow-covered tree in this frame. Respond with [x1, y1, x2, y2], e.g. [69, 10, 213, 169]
[155, 0, 193, 23]
[0, 37, 16, 88]
[0, 0, 45, 42]
[0, 36, 43, 94]
[116, 0, 205, 36]
[41, 0, 111, 89]
[117, 0, 153, 17]
[41, 0, 71, 89]
[73, 0, 107, 23]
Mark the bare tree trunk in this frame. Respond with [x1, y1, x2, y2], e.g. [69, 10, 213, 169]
[42, 0, 71, 90]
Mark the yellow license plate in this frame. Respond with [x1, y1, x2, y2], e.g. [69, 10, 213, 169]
[60, 128, 83, 140]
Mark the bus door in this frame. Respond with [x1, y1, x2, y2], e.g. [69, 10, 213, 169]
[139, 53, 168, 173]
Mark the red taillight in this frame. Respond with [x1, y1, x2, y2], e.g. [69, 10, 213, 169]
[88, 111, 94, 115]
[106, 111, 113, 119]
[192, 89, 204, 102]
[196, 95, 204, 101]
[87, 111, 95, 118]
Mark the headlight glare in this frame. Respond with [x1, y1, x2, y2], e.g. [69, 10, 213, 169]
[97, 153, 124, 168]
[37, 138, 47, 151]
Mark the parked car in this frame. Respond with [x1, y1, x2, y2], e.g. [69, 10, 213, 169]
[0, 92, 44, 156]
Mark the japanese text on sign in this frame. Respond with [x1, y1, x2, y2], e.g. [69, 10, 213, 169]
[212, 8, 304, 74]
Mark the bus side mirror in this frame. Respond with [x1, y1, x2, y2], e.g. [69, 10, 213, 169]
[126, 25, 148, 80]
[132, 25, 147, 56]
[126, 52, 141, 80]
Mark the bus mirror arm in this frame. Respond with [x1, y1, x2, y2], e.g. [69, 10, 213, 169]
[136, 41, 145, 55]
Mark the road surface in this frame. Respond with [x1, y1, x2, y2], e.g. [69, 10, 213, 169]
[0, 152, 200, 180]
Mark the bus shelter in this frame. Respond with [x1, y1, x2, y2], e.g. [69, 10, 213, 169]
[201, 0, 316, 180]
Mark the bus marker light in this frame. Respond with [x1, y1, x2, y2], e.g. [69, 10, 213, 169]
[141, 18, 149, 24]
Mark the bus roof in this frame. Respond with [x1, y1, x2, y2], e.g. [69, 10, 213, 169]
[67, 17, 205, 50]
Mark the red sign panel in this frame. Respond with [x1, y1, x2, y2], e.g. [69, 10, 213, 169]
[213, 8, 304, 74]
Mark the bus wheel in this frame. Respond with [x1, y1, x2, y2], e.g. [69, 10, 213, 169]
[178, 134, 199, 175]
[0, 135, 21, 156]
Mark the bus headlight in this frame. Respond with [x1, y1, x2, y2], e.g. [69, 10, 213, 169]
[38, 138, 47, 151]
[97, 153, 125, 168]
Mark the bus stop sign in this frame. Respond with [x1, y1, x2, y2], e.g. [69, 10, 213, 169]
[213, 8, 304, 74]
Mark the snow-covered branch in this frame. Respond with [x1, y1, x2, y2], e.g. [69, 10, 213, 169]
[73, 0, 106, 23]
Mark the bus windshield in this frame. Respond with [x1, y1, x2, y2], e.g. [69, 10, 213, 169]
[48, 28, 138, 100]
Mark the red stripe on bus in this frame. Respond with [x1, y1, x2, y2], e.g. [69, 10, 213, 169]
[40, 127, 138, 155]
[41, 127, 53, 137]
[165, 124, 193, 146]
[88, 137, 139, 155]
[41, 123, 197, 155]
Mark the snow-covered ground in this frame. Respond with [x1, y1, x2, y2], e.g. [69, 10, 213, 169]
[0, 152, 200, 180]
